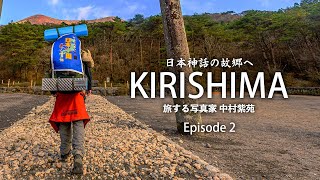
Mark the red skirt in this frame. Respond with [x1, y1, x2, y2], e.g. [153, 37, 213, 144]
[49, 92, 90, 133]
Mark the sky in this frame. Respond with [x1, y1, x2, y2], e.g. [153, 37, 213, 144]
[0, 0, 301, 25]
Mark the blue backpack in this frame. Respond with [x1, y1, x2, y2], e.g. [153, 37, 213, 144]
[42, 25, 89, 91]
[51, 34, 84, 77]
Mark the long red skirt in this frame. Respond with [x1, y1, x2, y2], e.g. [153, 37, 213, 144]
[49, 92, 90, 133]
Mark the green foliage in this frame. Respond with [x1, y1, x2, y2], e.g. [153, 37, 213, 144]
[301, 0, 320, 5]
[129, 14, 145, 26]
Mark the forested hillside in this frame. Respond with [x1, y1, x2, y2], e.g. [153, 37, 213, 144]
[0, 0, 319, 87]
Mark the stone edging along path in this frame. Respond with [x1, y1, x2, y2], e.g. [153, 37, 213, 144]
[0, 95, 232, 179]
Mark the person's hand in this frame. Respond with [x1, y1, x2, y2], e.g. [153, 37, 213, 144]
[86, 90, 92, 96]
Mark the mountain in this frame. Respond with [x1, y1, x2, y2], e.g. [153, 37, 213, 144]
[17, 14, 117, 25]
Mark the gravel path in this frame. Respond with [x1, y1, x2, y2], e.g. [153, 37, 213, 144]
[0, 95, 231, 179]
[0, 93, 49, 132]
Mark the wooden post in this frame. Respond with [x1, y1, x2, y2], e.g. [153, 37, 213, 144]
[7, 79, 10, 88]
[1, 79, 3, 84]
[160, 0, 202, 133]
[30, 80, 33, 88]
[12, 81, 15, 86]
[33, 81, 36, 87]
[104, 81, 107, 96]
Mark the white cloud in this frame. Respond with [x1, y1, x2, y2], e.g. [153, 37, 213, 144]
[125, 1, 146, 13]
[258, 0, 271, 7]
[48, 0, 59, 6]
[62, 5, 112, 20]
[60, 0, 145, 21]
[77, 5, 94, 20]
[122, 0, 146, 17]
[128, 4, 138, 12]
[92, 7, 112, 19]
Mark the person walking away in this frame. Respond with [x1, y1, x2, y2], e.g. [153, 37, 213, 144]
[49, 49, 94, 174]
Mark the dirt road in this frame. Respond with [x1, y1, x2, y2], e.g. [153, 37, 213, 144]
[107, 95, 320, 179]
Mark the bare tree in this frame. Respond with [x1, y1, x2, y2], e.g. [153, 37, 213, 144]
[159, 0, 202, 133]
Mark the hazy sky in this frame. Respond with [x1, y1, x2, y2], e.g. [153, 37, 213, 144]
[0, 0, 300, 24]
